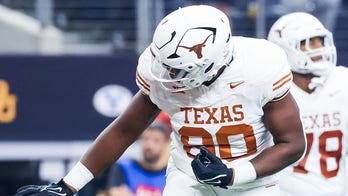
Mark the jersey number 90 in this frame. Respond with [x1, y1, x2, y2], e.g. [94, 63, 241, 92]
[178, 124, 257, 161]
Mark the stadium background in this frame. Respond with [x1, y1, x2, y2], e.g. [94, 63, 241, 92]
[0, 0, 347, 195]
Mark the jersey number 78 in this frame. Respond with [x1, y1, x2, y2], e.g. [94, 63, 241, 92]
[293, 130, 343, 178]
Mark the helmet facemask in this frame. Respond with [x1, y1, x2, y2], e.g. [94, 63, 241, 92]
[290, 34, 336, 78]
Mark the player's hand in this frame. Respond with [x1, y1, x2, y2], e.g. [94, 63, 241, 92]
[14, 179, 75, 196]
[191, 146, 233, 189]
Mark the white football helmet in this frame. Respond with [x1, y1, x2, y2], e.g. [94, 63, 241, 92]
[268, 12, 336, 78]
[149, 5, 233, 92]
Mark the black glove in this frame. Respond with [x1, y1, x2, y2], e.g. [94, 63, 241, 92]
[14, 179, 74, 196]
[191, 146, 233, 189]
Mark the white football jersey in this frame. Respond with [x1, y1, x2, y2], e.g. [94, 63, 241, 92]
[136, 37, 293, 190]
[279, 66, 348, 196]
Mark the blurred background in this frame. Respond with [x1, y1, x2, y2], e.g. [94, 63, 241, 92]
[0, 0, 347, 195]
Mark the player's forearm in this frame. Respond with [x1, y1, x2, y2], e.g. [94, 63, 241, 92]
[61, 121, 142, 193]
[80, 123, 136, 175]
[64, 92, 160, 191]
[250, 141, 305, 178]
[59, 125, 134, 193]
[255, 92, 306, 178]
[80, 91, 160, 175]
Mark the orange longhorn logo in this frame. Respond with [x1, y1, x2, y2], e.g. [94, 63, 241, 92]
[275, 29, 282, 38]
[178, 34, 212, 59]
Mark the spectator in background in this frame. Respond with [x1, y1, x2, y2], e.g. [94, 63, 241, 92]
[154, 111, 172, 133]
[106, 121, 170, 196]
[277, 0, 342, 32]
[268, 12, 348, 196]
[79, 111, 171, 196]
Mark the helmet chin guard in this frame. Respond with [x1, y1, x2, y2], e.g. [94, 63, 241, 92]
[149, 5, 233, 92]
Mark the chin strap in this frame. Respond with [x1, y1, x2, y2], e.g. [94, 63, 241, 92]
[308, 76, 325, 90]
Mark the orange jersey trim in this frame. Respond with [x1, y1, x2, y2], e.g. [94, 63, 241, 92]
[136, 70, 150, 92]
[272, 72, 292, 91]
[271, 89, 289, 102]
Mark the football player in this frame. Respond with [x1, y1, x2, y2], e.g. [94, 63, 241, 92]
[268, 12, 348, 196]
[15, 5, 305, 196]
